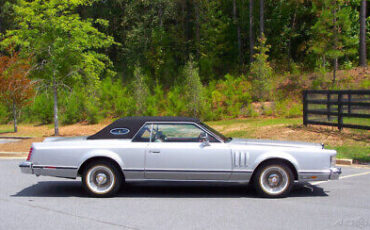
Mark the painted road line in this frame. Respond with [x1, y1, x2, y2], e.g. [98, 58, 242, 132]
[311, 171, 370, 185]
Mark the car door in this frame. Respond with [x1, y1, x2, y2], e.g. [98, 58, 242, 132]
[144, 122, 232, 181]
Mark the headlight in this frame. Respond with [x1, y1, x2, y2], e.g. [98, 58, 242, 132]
[330, 155, 336, 167]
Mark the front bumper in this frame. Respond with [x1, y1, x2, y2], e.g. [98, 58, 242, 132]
[19, 161, 33, 174]
[329, 167, 341, 180]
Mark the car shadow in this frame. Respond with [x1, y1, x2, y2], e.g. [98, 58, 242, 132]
[12, 181, 328, 198]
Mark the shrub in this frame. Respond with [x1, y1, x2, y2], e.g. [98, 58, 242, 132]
[183, 58, 204, 118]
[0, 103, 10, 124]
[250, 35, 273, 101]
[27, 92, 54, 124]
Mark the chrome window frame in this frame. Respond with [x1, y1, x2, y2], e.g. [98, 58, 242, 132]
[131, 121, 223, 143]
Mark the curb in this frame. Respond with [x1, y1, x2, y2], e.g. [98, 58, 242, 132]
[0, 137, 32, 139]
[0, 152, 28, 158]
[336, 159, 353, 165]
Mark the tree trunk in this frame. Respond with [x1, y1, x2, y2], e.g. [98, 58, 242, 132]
[52, 72, 59, 136]
[12, 100, 17, 133]
[233, 0, 242, 65]
[333, 58, 337, 84]
[259, 0, 264, 37]
[359, 0, 367, 67]
[195, 0, 200, 59]
[332, 2, 338, 84]
[288, 4, 297, 65]
[249, 0, 254, 63]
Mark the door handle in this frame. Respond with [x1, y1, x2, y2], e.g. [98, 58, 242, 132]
[149, 150, 160, 154]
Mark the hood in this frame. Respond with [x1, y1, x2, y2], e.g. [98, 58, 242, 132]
[229, 138, 323, 149]
[43, 136, 88, 142]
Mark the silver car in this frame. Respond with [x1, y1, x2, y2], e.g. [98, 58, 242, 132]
[19, 116, 341, 198]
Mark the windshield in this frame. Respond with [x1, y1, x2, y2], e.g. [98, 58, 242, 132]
[200, 122, 231, 142]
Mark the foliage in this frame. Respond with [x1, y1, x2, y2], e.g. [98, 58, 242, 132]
[183, 58, 205, 118]
[250, 35, 273, 101]
[309, 0, 358, 71]
[0, 52, 34, 131]
[0, 0, 115, 134]
[133, 66, 149, 115]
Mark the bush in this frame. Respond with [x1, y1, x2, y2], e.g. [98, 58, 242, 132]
[60, 89, 85, 125]
[0, 103, 10, 124]
[99, 77, 135, 118]
[25, 92, 54, 124]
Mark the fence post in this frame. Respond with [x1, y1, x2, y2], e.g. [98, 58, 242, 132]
[327, 92, 331, 121]
[348, 92, 351, 115]
[338, 92, 343, 131]
[303, 90, 308, 126]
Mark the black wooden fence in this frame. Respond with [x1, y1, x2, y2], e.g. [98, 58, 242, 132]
[303, 90, 370, 130]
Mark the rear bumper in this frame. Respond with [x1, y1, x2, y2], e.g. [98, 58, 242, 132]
[19, 161, 33, 174]
[329, 167, 341, 180]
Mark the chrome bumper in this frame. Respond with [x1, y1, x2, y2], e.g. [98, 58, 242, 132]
[19, 161, 33, 174]
[329, 167, 341, 180]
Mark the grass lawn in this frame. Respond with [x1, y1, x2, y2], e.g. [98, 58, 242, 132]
[208, 117, 369, 163]
[1, 117, 369, 162]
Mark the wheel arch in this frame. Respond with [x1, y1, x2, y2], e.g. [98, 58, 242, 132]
[77, 152, 125, 179]
[251, 158, 298, 182]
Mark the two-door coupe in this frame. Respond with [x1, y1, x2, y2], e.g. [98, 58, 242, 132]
[20, 116, 341, 198]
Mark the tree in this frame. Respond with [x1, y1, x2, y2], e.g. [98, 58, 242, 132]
[233, 0, 242, 64]
[133, 66, 149, 115]
[249, 0, 255, 63]
[0, 52, 34, 132]
[310, 0, 357, 84]
[1, 0, 115, 135]
[250, 35, 273, 101]
[259, 0, 264, 36]
[359, 0, 367, 66]
[184, 57, 204, 117]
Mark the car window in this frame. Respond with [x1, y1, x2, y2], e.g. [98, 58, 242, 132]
[132, 124, 151, 142]
[151, 123, 218, 143]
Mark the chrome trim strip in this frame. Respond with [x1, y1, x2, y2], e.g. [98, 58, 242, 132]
[125, 179, 249, 183]
[32, 165, 78, 170]
[125, 169, 253, 173]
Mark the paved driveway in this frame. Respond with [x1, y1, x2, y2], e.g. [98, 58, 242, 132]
[0, 159, 369, 230]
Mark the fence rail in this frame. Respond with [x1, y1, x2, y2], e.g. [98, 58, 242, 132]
[303, 90, 370, 130]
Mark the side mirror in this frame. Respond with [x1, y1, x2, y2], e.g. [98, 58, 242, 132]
[199, 132, 210, 146]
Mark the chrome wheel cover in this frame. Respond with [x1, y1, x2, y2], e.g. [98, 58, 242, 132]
[259, 166, 289, 195]
[86, 165, 115, 194]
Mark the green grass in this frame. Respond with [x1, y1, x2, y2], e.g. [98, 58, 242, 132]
[327, 145, 370, 163]
[207, 117, 301, 127]
[0, 127, 13, 134]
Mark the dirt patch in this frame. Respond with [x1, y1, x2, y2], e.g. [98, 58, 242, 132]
[0, 120, 112, 152]
[0, 137, 44, 152]
[252, 125, 369, 147]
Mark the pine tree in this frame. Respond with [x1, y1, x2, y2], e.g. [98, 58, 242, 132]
[133, 66, 149, 115]
[184, 57, 204, 117]
[250, 35, 273, 101]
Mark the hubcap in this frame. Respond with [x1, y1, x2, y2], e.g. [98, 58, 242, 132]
[96, 173, 108, 185]
[86, 165, 115, 194]
[260, 166, 289, 195]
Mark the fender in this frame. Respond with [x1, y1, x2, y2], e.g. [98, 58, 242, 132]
[251, 151, 300, 172]
[77, 149, 125, 171]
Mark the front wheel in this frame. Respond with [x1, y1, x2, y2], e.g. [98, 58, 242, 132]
[82, 160, 123, 197]
[254, 163, 293, 198]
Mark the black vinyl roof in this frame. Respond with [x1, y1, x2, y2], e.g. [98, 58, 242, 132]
[87, 116, 201, 140]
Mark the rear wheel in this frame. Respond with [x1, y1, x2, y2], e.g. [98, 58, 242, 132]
[254, 163, 293, 198]
[82, 160, 123, 197]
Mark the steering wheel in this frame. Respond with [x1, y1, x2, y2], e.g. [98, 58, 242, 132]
[153, 131, 167, 142]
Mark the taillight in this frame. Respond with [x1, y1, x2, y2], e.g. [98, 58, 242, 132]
[27, 147, 33, 161]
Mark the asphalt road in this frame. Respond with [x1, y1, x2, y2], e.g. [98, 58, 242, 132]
[1, 159, 370, 230]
